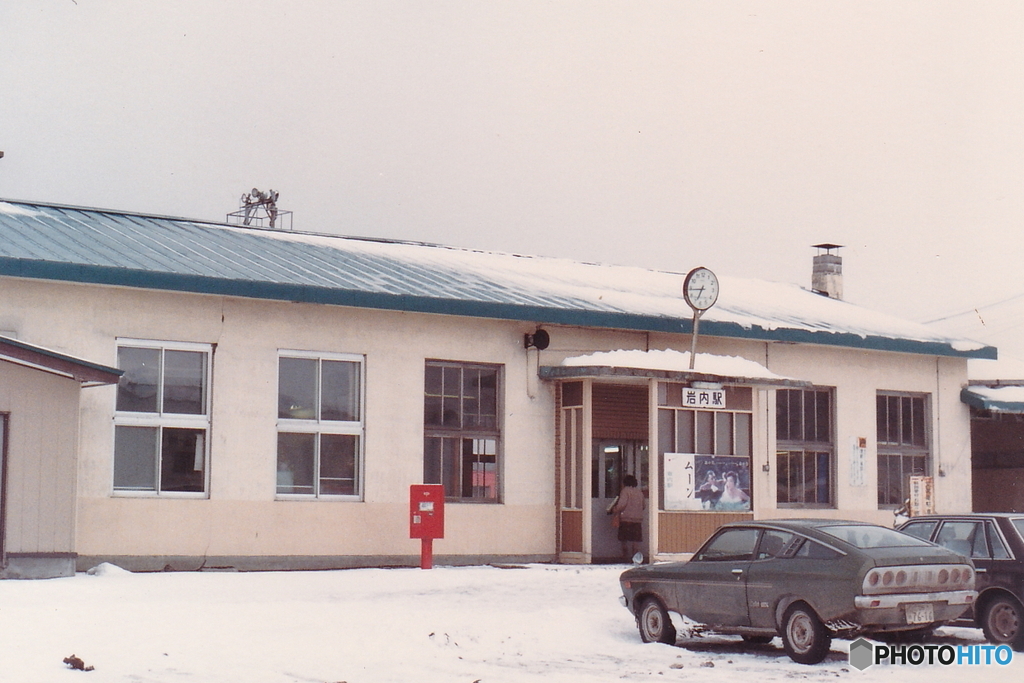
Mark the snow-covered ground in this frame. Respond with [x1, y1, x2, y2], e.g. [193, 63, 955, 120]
[0, 562, 1014, 682]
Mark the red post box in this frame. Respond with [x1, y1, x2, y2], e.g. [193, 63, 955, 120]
[410, 484, 445, 569]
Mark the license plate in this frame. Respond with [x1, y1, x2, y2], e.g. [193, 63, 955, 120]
[905, 602, 934, 624]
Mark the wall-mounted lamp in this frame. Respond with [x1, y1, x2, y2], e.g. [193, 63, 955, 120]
[524, 329, 550, 350]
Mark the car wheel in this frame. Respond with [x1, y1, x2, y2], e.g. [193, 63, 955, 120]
[981, 596, 1024, 651]
[637, 596, 677, 644]
[780, 603, 831, 665]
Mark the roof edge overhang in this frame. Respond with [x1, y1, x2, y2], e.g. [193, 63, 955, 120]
[0, 257, 997, 360]
[960, 386, 1024, 414]
[539, 364, 811, 388]
[0, 335, 122, 386]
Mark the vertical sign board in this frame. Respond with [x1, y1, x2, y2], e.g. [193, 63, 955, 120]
[849, 437, 867, 487]
[410, 484, 445, 569]
[908, 476, 934, 516]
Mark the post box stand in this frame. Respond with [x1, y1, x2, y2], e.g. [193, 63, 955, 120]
[409, 484, 445, 569]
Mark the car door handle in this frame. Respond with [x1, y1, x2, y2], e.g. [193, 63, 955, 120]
[975, 567, 987, 573]
[732, 568, 744, 577]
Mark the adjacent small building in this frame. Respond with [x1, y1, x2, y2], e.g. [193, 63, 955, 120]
[0, 199, 998, 576]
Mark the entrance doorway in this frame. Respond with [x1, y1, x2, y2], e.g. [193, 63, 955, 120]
[591, 439, 649, 562]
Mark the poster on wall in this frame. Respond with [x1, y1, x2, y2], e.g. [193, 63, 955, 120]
[664, 453, 752, 512]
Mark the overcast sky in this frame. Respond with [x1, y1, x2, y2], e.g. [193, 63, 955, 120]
[2, 2, 1022, 354]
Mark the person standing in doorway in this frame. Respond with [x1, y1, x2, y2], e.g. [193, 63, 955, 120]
[611, 474, 645, 563]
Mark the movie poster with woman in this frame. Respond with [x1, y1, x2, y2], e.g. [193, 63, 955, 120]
[664, 453, 751, 511]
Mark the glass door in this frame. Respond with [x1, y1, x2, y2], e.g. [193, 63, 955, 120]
[591, 440, 649, 562]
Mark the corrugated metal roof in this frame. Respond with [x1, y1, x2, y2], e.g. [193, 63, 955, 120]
[0, 199, 996, 359]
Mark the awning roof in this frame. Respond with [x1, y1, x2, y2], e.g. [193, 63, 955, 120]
[961, 385, 1024, 414]
[539, 349, 811, 388]
[0, 336, 122, 386]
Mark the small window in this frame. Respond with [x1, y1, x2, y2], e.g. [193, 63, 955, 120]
[899, 521, 938, 542]
[756, 530, 797, 560]
[697, 528, 759, 562]
[795, 540, 841, 560]
[935, 521, 985, 558]
[988, 521, 1011, 560]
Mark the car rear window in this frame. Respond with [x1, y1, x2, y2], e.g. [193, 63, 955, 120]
[819, 525, 933, 549]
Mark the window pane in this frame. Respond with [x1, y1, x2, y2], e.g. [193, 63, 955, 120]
[160, 427, 206, 492]
[815, 391, 831, 442]
[117, 347, 160, 413]
[876, 395, 887, 443]
[658, 409, 675, 454]
[163, 350, 206, 415]
[788, 390, 802, 442]
[735, 413, 751, 456]
[425, 364, 444, 396]
[899, 521, 937, 541]
[677, 410, 695, 453]
[699, 528, 759, 561]
[320, 433, 358, 495]
[988, 521, 1011, 559]
[815, 451, 831, 504]
[715, 412, 733, 455]
[321, 360, 360, 421]
[776, 390, 791, 441]
[887, 396, 900, 443]
[114, 425, 158, 491]
[277, 432, 316, 494]
[911, 397, 926, 446]
[279, 357, 317, 420]
[463, 437, 497, 500]
[696, 411, 713, 454]
[777, 451, 792, 504]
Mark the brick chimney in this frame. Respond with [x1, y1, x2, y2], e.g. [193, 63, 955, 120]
[812, 244, 843, 299]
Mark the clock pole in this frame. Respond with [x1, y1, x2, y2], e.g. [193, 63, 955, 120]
[689, 309, 701, 370]
[681, 267, 719, 371]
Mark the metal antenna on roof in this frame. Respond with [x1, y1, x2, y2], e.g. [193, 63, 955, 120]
[226, 188, 293, 230]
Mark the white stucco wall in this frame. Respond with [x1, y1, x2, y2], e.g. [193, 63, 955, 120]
[2, 277, 557, 566]
[0, 274, 973, 567]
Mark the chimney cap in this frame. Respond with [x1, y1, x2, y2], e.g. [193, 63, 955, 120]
[812, 243, 843, 253]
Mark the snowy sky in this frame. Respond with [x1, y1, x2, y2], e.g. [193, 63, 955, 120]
[2, 2, 1022, 352]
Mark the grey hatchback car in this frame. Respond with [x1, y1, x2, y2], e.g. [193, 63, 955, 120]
[898, 513, 1024, 650]
[620, 519, 976, 664]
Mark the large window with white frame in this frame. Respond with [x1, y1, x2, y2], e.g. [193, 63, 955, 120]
[113, 340, 211, 494]
[277, 352, 364, 498]
[877, 391, 930, 507]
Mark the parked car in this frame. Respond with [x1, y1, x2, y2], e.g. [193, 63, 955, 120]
[897, 513, 1024, 650]
[619, 519, 977, 664]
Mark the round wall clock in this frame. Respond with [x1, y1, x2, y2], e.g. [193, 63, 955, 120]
[683, 267, 719, 311]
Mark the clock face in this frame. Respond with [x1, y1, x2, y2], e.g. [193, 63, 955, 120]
[683, 267, 719, 311]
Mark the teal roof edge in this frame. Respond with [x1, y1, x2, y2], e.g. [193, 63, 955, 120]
[961, 387, 1024, 413]
[1, 257, 997, 360]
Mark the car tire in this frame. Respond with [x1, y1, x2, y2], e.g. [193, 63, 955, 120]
[780, 603, 831, 665]
[637, 596, 677, 645]
[981, 596, 1024, 651]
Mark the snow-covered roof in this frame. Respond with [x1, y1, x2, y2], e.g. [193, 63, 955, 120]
[545, 349, 808, 387]
[0, 199, 995, 359]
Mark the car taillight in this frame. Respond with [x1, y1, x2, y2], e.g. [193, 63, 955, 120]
[863, 564, 975, 594]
